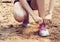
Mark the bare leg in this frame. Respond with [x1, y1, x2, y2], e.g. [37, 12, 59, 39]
[14, 2, 29, 23]
[36, 0, 45, 29]
[23, 7, 29, 24]
[36, 0, 45, 19]
[45, 0, 55, 19]
[36, 0, 49, 36]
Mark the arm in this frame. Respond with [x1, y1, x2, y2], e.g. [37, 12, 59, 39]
[49, 0, 55, 14]
[19, 0, 41, 23]
[45, 0, 55, 19]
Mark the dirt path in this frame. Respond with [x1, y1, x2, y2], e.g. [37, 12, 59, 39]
[0, 0, 60, 42]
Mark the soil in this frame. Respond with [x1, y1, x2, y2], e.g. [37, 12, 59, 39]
[0, 0, 60, 42]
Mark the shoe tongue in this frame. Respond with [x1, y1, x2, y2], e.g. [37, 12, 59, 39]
[39, 23, 46, 30]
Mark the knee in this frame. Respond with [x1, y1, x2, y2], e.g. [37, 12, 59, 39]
[14, 13, 24, 22]
[13, 2, 27, 22]
[14, 7, 28, 22]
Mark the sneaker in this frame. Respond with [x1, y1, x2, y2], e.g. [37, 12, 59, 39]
[22, 23, 30, 27]
[39, 23, 49, 36]
[39, 29, 49, 37]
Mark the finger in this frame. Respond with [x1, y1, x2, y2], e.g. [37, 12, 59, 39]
[43, 19, 52, 25]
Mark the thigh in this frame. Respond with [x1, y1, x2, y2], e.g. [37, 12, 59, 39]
[14, 2, 27, 17]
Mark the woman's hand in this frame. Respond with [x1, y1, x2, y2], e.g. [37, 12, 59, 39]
[33, 16, 43, 24]
[44, 13, 52, 20]
[43, 13, 53, 24]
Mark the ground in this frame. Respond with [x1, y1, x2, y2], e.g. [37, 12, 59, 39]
[0, 0, 60, 42]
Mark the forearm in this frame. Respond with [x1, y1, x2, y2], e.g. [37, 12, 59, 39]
[49, 0, 55, 14]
